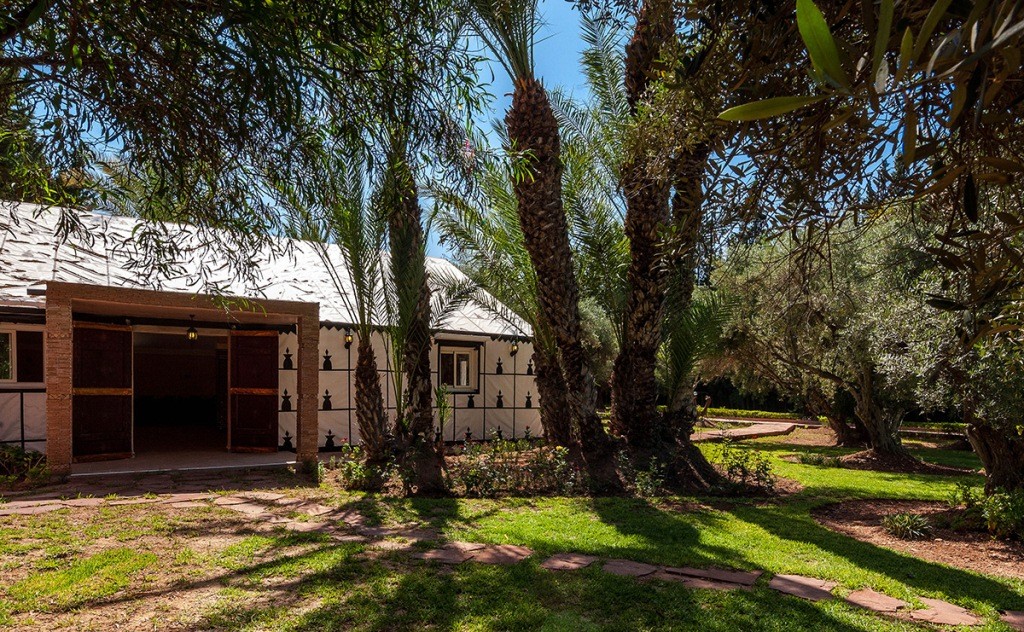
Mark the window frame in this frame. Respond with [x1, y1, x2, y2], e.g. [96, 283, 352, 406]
[0, 328, 16, 383]
[436, 340, 481, 394]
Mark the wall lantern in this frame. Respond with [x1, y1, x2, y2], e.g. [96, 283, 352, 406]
[509, 341, 519, 357]
[186, 315, 199, 342]
[344, 328, 354, 349]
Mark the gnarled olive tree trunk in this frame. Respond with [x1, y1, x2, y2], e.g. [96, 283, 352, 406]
[850, 366, 909, 457]
[506, 75, 622, 492]
[967, 422, 1024, 493]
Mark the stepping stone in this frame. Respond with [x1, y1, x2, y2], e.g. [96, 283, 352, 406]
[413, 547, 473, 564]
[60, 498, 105, 507]
[108, 498, 161, 506]
[212, 496, 248, 506]
[845, 588, 908, 614]
[0, 504, 64, 516]
[242, 492, 285, 501]
[371, 539, 419, 552]
[358, 526, 405, 538]
[1001, 610, 1024, 631]
[331, 533, 369, 543]
[164, 492, 214, 503]
[663, 566, 763, 587]
[336, 509, 367, 527]
[447, 541, 487, 553]
[284, 521, 332, 533]
[768, 574, 837, 601]
[226, 502, 273, 517]
[602, 559, 658, 577]
[171, 501, 208, 509]
[909, 598, 980, 626]
[471, 544, 533, 565]
[540, 553, 599, 571]
[272, 497, 305, 508]
[648, 571, 749, 591]
[295, 502, 334, 516]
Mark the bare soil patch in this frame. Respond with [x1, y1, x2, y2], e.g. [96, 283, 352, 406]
[814, 499, 1024, 580]
[838, 450, 974, 475]
[771, 426, 839, 447]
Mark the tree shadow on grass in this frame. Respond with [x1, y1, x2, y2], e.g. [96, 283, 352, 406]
[215, 556, 901, 631]
[727, 502, 1024, 611]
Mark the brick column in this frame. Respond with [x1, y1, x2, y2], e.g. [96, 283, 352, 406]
[295, 307, 320, 467]
[45, 288, 73, 477]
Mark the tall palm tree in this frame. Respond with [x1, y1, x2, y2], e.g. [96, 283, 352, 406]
[278, 140, 391, 472]
[432, 154, 575, 447]
[468, 0, 621, 490]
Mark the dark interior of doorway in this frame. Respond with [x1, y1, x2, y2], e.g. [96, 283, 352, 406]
[133, 332, 227, 453]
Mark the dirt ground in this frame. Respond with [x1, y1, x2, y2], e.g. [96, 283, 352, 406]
[814, 499, 1024, 581]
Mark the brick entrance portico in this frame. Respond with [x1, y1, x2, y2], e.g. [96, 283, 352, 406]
[44, 282, 320, 477]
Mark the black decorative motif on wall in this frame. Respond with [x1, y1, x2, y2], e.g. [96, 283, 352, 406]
[281, 390, 292, 412]
[322, 351, 333, 371]
[495, 358, 503, 374]
[496, 390, 504, 408]
[524, 392, 532, 409]
[281, 431, 294, 451]
[467, 394, 475, 408]
[324, 429, 338, 451]
[322, 389, 333, 410]
[282, 348, 294, 370]
[526, 358, 533, 375]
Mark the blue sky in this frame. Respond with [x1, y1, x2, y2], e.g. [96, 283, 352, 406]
[426, 0, 590, 258]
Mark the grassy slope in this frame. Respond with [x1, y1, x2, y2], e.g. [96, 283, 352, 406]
[0, 439, 1020, 631]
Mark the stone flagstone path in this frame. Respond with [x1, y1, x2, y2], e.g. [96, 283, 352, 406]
[0, 481, 1008, 629]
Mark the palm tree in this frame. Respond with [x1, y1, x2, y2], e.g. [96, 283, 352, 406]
[432, 154, 575, 447]
[467, 0, 621, 490]
[278, 141, 391, 472]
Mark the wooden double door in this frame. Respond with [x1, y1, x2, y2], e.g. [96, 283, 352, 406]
[72, 324, 280, 460]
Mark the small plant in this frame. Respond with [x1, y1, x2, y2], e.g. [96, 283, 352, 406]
[796, 452, 841, 467]
[947, 481, 982, 509]
[447, 442, 583, 497]
[882, 513, 933, 540]
[633, 459, 665, 497]
[708, 440, 776, 492]
[981, 488, 1024, 541]
[0, 445, 48, 486]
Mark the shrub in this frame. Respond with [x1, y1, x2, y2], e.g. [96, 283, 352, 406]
[882, 513, 933, 540]
[708, 441, 776, 492]
[947, 481, 982, 509]
[447, 442, 584, 497]
[796, 453, 841, 467]
[0, 446, 48, 486]
[981, 489, 1024, 541]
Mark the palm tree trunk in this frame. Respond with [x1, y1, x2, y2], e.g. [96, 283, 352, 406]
[354, 335, 389, 463]
[609, 0, 675, 455]
[387, 158, 445, 495]
[532, 340, 574, 446]
[505, 75, 622, 492]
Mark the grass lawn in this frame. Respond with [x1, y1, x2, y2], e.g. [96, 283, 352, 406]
[0, 436, 1020, 630]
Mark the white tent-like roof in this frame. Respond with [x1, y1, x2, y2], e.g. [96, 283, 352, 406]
[0, 202, 529, 338]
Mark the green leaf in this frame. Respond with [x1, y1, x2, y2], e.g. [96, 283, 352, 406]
[912, 0, 954, 65]
[719, 95, 827, 121]
[796, 0, 850, 88]
[870, 0, 894, 89]
[896, 28, 914, 83]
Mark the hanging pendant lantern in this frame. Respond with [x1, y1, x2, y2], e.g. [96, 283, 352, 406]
[186, 315, 199, 342]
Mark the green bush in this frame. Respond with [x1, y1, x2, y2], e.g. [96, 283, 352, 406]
[982, 489, 1024, 540]
[447, 442, 583, 497]
[882, 513, 933, 540]
[796, 453, 841, 467]
[704, 407, 801, 420]
[0, 445, 48, 486]
[708, 441, 776, 492]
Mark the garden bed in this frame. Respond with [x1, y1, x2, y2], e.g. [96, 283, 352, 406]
[813, 499, 1024, 580]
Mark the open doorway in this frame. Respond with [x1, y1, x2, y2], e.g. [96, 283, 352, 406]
[133, 331, 228, 454]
